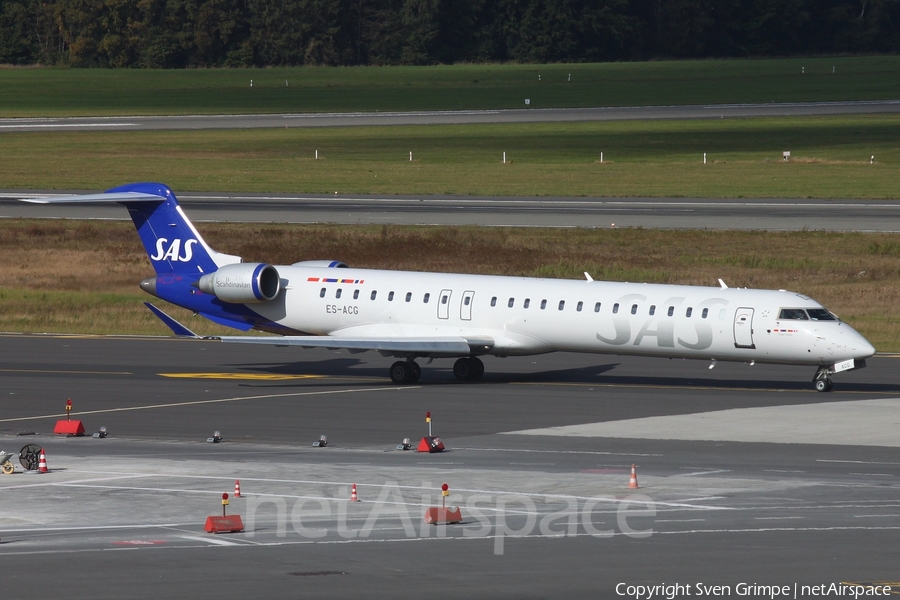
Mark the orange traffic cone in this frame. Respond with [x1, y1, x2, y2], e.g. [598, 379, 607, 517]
[38, 448, 49, 473]
[628, 464, 639, 489]
[350, 483, 360, 502]
[234, 480, 241, 498]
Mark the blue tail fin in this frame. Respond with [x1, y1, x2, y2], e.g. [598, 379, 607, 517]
[105, 183, 239, 275]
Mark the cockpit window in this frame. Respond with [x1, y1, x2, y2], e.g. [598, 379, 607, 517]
[806, 308, 836, 321]
[778, 308, 809, 320]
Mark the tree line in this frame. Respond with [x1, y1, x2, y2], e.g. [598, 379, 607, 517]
[1, 0, 898, 67]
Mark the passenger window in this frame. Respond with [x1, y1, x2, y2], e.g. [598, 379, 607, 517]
[702, 308, 709, 319]
[558, 300, 565, 311]
[613, 303, 619, 314]
[423, 293, 430, 303]
[631, 304, 638, 315]
[441, 295, 448, 305]
[336, 289, 342, 299]
[353, 289, 359, 300]
[491, 296, 497, 307]
[778, 308, 809, 320]
[508, 298, 515, 308]
[807, 309, 836, 321]
[524, 298, 530, 309]
[686, 307, 693, 317]
[649, 305, 656, 316]
[371, 290, 377, 300]
[667, 306, 674, 317]
[388, 291, 394, 301]
[576, 301, 583, 312]
[464, 297, 471, 306]
[541, 299, 547, 310]
[320, 288, 326, 298]
[405, 292, 412, 302]
[594, 302, 601, 313]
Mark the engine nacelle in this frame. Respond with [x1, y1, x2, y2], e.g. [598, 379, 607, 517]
[197, 263, 281, 303]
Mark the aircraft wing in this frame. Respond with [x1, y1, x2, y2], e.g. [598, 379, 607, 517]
[21, 191, 164, 203]
[217, 335, 493, 357]
[144, 302, 493, 357]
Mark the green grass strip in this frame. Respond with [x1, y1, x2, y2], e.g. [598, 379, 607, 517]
[2, 115, 898, 198]
[2, 57, 900, 117]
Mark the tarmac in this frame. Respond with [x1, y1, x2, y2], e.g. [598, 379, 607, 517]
[1, 334, 898, 598]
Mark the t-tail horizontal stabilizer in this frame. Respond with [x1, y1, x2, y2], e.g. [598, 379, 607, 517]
[145, 302, 200, 338]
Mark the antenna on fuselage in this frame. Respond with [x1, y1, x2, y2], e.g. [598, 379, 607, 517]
[718, 279, 728, 289]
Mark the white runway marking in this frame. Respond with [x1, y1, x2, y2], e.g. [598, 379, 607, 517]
[179, 535, 242, 546]
[656, 519, 706, 523]
[818, 459, 900, 465]
[0, 123, 137, 129]
[0, 385, 411, 423]
[454, 447, 663, 457]
[21, 468, 730, 512]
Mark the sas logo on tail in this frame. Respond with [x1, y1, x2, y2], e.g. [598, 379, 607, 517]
[150, 238, 198, 262]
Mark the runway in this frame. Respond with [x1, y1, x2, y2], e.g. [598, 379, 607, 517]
[5, 192, 900, 230]
[1, 100, 900, 132]
[1, 334, 898, 598]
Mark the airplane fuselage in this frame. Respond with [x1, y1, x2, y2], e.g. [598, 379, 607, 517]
[162, 265, 872, 368]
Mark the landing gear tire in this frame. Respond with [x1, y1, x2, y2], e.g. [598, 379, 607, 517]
[453, 357, 484, 381]
[390, 361, 420, 384]
[470, 357, 484, 380]
[814, 378, 833, 392]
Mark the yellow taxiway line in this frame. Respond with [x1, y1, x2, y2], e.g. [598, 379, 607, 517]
[158, 372, 325, 380]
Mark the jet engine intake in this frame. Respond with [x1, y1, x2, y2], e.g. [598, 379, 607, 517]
[197, 263, 281, 303]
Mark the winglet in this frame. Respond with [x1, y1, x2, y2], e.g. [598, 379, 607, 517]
[144, 302, 200, 338]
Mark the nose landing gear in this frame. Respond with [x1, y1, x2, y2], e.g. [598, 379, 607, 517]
[814, 378, 833, 392]
[813, 366, 834, 392]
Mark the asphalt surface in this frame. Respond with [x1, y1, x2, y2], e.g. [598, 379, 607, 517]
[2, 101, 900, 132]
[5, 193, 900, 231]
[1, 334, 898, 599]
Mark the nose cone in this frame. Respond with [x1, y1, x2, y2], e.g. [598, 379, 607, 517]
[855, 335, 876, 359]
[844, 325, 876, 360]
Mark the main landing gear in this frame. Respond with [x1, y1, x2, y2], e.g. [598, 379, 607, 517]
[453, 356, 484, 381]
[813, 366, 834, 392]
[390, 360, 421, 384]
[388, 356, 485, 384]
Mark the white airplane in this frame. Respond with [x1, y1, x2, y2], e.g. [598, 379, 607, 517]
[26, 183, 875, 391]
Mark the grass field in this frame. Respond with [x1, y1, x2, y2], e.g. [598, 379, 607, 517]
[2, 56, 900, 117]
[2, 114, 898, 197]
[1, 219, 899, 351]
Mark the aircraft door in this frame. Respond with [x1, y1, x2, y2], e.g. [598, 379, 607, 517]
[438, 289, 452, 319]
[733, 307, 756, 349]
[460, 290, 475, 321]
